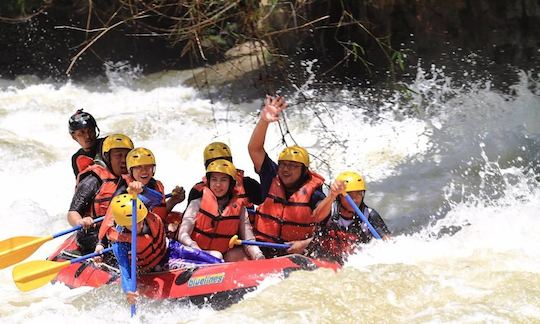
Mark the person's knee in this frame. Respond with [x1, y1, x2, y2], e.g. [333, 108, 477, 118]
[224, 247, 249, 262]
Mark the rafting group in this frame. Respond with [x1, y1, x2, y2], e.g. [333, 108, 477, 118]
[5, 95, 391, 306]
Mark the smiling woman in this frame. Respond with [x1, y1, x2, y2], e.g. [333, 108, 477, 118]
[177, 159, 264, 262]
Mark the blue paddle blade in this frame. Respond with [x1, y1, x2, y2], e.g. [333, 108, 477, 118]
[139, 187, 164, 209]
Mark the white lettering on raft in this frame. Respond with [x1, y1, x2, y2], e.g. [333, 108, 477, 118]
[188, 273, 225, 288]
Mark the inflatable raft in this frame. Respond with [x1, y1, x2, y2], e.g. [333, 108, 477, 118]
[48, 235, 340, 308]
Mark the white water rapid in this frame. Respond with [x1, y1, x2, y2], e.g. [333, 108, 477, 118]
[0, 63, 539, 323]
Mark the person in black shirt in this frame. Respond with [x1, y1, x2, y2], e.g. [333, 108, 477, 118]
[306, 171, 391, 264]
[248, 95, 338, 258]
[68, 134, 134, 254]
[69, 109, 103, 176]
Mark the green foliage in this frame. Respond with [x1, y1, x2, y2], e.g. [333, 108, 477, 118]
[3, 0, 411, 80]
[391, 51, 405, 71]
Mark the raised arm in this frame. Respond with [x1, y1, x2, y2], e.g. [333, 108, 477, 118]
[248, 95, 288, 173]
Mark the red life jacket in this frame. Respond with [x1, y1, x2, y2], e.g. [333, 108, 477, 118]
[108, 212, 167, 273]
[75, 155, 94, 176]
[76, 164, 122, 219]
[318, 226, 360, 258]
[309, 204, 372, 264]
[191, 187, 243, 253]
[254, 171, 325, 243]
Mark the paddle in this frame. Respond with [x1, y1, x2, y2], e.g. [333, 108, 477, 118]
[130, 195, 137, 317]
[12, 247, 112, 292]
[0, 216, 105, 269]
[143, 187, 173, 200]
[228, 235, 291, 250]
[343, 193, 382, 240]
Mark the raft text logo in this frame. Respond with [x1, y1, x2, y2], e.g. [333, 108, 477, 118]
[188, 273, 225, 288]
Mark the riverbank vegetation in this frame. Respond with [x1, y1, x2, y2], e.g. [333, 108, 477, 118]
[1, 1, 538, 88]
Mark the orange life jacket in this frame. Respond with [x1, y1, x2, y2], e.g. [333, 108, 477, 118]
[192, 169, 252, 208]
[254, 171, 325, 243]
[98, 177, 169, 241]
[107, 212, 167, 272]
[123, 176, 167, 221]
[76, 164, 122, 219]
[191, 187, 243, 253]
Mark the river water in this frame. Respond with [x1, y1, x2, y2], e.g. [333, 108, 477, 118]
[0, 61, 539, 323]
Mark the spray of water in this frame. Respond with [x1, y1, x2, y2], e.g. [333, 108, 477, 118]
[0, 60, 538, 322]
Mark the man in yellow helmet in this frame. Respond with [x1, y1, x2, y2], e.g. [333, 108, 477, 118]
[185, 142, 262, 208]
[97, 147, 185, 250]
[247, 95, 342, 258]
[67, 133, 134, 254]
[306, 171, 391, 264]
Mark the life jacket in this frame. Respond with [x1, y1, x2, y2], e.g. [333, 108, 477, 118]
[108, 212, 167, 273]
[254, 171, 325, 243]
[122, 176, 167, 221]
[98, 176, 169, 241]
[192, 169, 252, 208]
[75, 155, 94, 176]
[191, 187, 243, 254]
[308, 203, 372, 264]
[76, 164, 122, 219]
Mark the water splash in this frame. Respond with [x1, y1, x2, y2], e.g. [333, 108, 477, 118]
[0, 60, 538, 322]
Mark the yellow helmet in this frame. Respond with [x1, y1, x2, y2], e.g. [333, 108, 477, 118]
[336, 171, 366, 192]
[278, 145, 309, 167]
[110, 194, 147, 227]
[203, 142, 232, 163]
[127, 147, 156, 170]
[102, 134, 134, 155]
[206, 159, 237, 179]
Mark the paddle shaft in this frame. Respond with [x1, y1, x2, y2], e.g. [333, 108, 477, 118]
[130, 197, 137, 317]
[239, 240, 291, 249]
[70, 247, 113, 264]
[53, 216, 104, 239]
[343, 194, 382, 240]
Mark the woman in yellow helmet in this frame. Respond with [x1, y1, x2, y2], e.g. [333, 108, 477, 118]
[247, 95, 342, 258]
[97, 147, 185, 251]
[186, 141, 263, 210]
[177, 159, 264, 261]
[306, 171, 391, 264]
[123, 147, 184, 218]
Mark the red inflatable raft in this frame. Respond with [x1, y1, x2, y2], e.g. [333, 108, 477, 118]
[48, 235, 339, 307]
